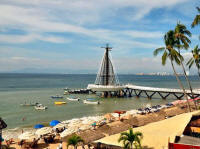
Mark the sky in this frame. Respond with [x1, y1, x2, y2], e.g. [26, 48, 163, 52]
[0, 0, 200, 74]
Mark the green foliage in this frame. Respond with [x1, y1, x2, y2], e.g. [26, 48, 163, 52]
[118, 128, 143, 149]
[175, 22, 191, 50]
[67, 135, 84, 149]
[187, 45, 200, 77]
[153, 30, 183, 66]
[191, 7, 200, 28]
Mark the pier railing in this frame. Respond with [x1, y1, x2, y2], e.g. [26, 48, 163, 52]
[124, 84, 200, 99]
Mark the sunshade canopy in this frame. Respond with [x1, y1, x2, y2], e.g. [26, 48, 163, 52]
[35, 127, 52, 136]
[34, 124, 44, 129]
[18, 132, 37, 140]
[50, 120, 60, 127]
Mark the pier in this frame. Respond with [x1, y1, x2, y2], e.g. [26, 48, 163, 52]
[68, 85, 200, 100]
[123, 84, 200, 99]
[87, 44, 200, 100]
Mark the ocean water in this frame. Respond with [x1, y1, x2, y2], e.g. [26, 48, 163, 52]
[0, 73, 199, 129]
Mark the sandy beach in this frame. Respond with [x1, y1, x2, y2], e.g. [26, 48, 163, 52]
[2, 100, 198, 149]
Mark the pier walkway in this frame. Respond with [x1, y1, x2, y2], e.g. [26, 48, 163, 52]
[123, 84, 200, 99]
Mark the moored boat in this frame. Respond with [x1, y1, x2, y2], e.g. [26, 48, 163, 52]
[64, 91, 69, 95]
[54, 101, 67, 105]
[83, 99, 100, 105]
[51, 95, 63, 99]
[67, 97, 80, 101]
[34, 104, 47, 110]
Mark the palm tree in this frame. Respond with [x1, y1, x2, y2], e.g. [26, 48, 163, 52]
[174, 22, 197, 109]
[118, 128, 143, 149]
[67, 135, 84, 149]
[187, 45, 200, 77]
[191, 7, 200, 28]
[153, 30, 191, 112]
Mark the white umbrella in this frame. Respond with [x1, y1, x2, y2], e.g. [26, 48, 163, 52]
[53, 123, 67, 129]
[18, 131, 37, 140]
[35, 127, 52, 136]
[60, 128, 77, 138]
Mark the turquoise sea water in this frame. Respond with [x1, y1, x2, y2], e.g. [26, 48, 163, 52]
[0, 73, 199, 129]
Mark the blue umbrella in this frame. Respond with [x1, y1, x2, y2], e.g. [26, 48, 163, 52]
[49, 120, 60, 127]
[34, 124, 44, 129]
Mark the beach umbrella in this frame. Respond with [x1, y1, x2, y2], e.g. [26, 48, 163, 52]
[114, 110, 126, 120]
[49, 120, 60, 127]
[60, 128, 77, 138]
[171, 100, 183, 105]
[53, 123, 67, 129]
[35, 127, 52, 136]
[194, 97, 200, 101]
[19, 132, 37, 140]
[34, 124, 44, 129]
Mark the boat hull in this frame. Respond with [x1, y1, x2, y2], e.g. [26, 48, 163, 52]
[54, 101, 67, 105]
[67, 98, 80, 101]
[83, 100, 100, 105]
[34, 106, 47, 110]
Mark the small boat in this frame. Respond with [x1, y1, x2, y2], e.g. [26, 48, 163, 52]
[34, 104, 47, 110]
[64, 87, 69, 91]
[83, 99, 100, 105]
[64, 91, 69, 95]
[67, 97, 80, 101]
[51, 95, 63, 99]
[54, 101, 67, 105]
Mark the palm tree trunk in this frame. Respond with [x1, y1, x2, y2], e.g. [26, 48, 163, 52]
[170, 59, 191, 112]
[130, 142, 133, 149]
[178, 49, 197, 110]
[198, 68, 200, 78]
[180, 60, 197, 110]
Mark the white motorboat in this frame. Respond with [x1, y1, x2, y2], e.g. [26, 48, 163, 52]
[64, 87, 69, 91]
[67, 97, 80, 101]
[34, 104, 47, 110]
[83, 99, 100, 105]
[64, 91, 69, 95]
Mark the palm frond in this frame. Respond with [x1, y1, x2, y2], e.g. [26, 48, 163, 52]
[189, 60, 194, 69]
[187, 58, 193, 66]
[191, 15, 200, 28]
[162, 51, 168, 65]
[153, 47, 165, 56]
[197, 7, 200, 13]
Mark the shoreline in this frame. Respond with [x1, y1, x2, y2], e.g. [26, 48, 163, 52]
[2, 100, 187, 140]
[2, 108, 139, 140]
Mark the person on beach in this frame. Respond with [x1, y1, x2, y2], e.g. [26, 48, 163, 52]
[57, 141, 62, 149]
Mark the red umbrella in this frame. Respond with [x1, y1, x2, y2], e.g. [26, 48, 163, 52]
[188, 97, 200, 102]
[114, 110, 126, 120]
[194, 97, 200, 101]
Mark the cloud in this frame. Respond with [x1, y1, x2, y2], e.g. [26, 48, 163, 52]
[0, 0, 190, 46]
[0, 34, 70, 43]
[0, 0, 197, 73]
